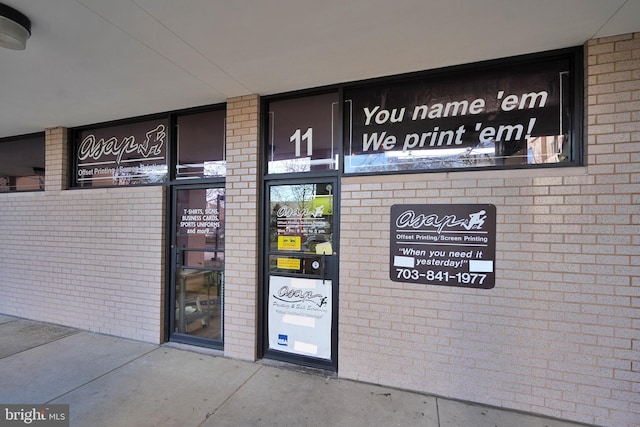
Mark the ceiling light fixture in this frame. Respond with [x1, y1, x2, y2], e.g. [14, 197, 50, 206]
[0, 3, 31, 50]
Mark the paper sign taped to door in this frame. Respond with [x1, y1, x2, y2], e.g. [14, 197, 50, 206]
[315, 241, 332, 255]
[278, 236, 301, 251]
[277, 258, 301, 270]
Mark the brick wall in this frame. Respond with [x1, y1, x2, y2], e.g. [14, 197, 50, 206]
[0, 128, 166, 343]
[338, 33, 639, 427]
[0, 95, 263, 354]
[223, 95, 260, 360]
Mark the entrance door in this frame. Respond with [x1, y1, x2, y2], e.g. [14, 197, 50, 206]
[170, 185, 225, 347]
[264, 179, 338, 369]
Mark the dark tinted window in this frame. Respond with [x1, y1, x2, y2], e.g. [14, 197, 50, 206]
[176, 109, 226, 179]
[0, 133, 45, 192]
[266, 92, 340, 174]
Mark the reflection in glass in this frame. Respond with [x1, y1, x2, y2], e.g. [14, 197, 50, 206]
[0, 134, 45, 192]
[267, 93, 340, 174]
[175, 188, 225, 265]
[344, 58, 575, 174]
[268, 183, 333, 274]
[175, 268, 223, 339]
[74, 119, 169, 187]
[174, 187, 225, 342]
[176, 109, 226, 179]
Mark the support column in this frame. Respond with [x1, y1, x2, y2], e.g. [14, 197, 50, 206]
[44, 127, 68, 191]
[224, 95, 260, 360]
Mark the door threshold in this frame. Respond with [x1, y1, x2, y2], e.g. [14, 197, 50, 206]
[258, 357, 337, 378]
[163, 341, 224, 358]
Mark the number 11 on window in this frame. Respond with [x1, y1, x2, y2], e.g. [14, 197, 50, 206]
[290, 128, 313, 157]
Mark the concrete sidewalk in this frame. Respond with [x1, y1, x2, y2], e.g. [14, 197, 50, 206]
[0, 315, 594, 427]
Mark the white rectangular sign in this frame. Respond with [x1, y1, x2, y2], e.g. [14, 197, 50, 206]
[268, 276, 332, 360]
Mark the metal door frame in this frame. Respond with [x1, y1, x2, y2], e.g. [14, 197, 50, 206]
[259, 176, 340, 371]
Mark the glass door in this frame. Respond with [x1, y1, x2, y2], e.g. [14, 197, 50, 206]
[264, 180, 337, 368]
[171, 186, 225, 346]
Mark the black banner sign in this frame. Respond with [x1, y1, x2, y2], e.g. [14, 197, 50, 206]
[346, 56, 573, 173]
[75, 118, 169, 186]
[390, 204, 496, 289]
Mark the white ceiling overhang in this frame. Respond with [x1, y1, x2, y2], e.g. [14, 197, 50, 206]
[0, 0, 638, 138]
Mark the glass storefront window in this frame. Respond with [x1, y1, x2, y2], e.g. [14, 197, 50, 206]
[344, 54, 579, 174]
[176, 109, 226, 179]
[263, 50, 580, 177]
[0, 133, 45, 192]
[72, 118, 169, 187]
[266, 92, 340, 174]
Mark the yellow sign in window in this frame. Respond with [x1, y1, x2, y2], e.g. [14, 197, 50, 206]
[277, 258, 301, 270]
[278, 235, 301, 251]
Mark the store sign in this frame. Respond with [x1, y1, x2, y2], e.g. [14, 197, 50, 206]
[390, 204, 496, 289]
[268, 276, 332, 359]
[75, 118, 169, 186]
[345, 55, 574, 173]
